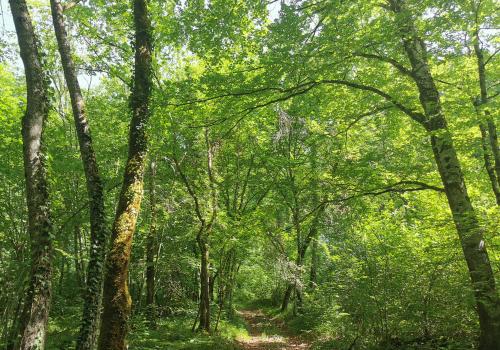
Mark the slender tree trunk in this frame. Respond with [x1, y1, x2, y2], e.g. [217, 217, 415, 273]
[294, 249, 307, 312]
[282, 208, 322, 312]
[390, 2, 500, 348]
[281, 285, 293, 312]
[6, 294, 23, 350]
[97, 0, 153, 348]
[472, 29, 500, 205]
[488, 120, 500, 187]
[197, 233, 211, 332]
[281, 209, 302, 313]
[479, 122, 500, 204]
[58, 258, 66, 294]
[49, 1, 109, 348]
[73, 225, 85, 291]
[309, 237, 318, 289]
[209, 272, 217, 301]
[146, 160, 157, 327]
[9, 1, 53, 349]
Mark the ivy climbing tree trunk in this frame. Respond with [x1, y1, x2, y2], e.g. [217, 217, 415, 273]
[389, 1, 500, 348]
[97, 0, 153, 348]
[49, 1, 108, 348]
[9, 0, 53, 349]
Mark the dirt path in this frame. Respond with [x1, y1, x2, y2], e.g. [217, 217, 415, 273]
[236, 309, 311, 350]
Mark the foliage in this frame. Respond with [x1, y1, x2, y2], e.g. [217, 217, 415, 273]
[0, 0, 499, 349]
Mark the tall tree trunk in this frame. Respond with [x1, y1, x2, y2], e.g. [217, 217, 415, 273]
[9, 0, 53, 349]
[472, 28, 500, 205]
[97, 0, 153, 348]
[390, 2, 500, 348]
[479, 123, 500, 205]
[146, 160, 157, 327]
[197, 233, 211, 332]
[49, 1, 109, 349]
[488, 120, 500, 187]
[309, 237, 318, 289]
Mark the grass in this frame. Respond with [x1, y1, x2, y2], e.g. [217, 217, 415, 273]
[44, 304, 249, 350]
[128, 314, 248, 350]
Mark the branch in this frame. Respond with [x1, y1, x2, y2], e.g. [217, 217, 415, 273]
[323, 180, 445, 206]
[57, 181, 121, 233]
[330, 105, 394, 138]
[319, 79, 427, 124]
[354, 52, 413, 76]
[63, 0, 82, 11]
[296, 179, 445, 226]
[172, 154, 205, 225]
[484, 46, 500, 66]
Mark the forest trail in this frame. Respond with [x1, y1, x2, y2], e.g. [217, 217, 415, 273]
[236, 309, 311, 350]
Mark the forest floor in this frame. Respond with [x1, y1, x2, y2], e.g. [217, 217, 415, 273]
[236, 309, 311, 350]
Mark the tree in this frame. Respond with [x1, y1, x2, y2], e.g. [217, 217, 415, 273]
[97, 0, 153, 348]
[145, 159, 157, 327]
[49, 1, 108, 348]
[387, 2, 499, 347]
[9, 0, 53, 348]
[172, 129, 218, 332]
[471, 1, 500, 205]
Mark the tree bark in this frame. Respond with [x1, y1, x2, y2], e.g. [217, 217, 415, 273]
[73, 225, 85, 291]
[280, 285, 293, 312]
[97, 0, 153, 348]
[472, 28, 500, 205]
[146, 160, 157, 327]
[49, 1, 109, 348]
[479, 122, 500, 205]
[488, 120, 500, 187]
[390, 2, 500, 348]
[197, 233, 211, 332]
[309, 237, 318, 289]
[9, 0, 53, 349]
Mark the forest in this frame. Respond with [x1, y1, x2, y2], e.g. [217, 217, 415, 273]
[0, 0, 499, 349]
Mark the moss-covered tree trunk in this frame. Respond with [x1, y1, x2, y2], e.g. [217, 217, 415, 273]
[97, 0, 153, 348]
[49, 1, 108, 348]
[9, 0, 53, 348]
[390, 2, 500, 348]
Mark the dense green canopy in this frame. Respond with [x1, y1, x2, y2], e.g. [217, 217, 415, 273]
[0, 0, 499, 349]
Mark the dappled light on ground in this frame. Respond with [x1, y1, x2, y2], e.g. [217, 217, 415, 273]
[236, 310, 311, 350]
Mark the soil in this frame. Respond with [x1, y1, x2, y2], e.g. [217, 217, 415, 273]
[236, 309, 311, 350]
